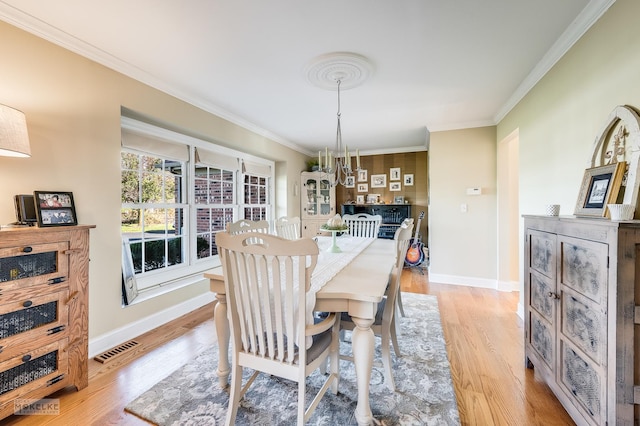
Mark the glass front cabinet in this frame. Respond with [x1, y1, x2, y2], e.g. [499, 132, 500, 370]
[300, 172, 335, 238]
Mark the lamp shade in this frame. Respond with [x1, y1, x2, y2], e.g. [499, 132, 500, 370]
[0, 104, 31, 157]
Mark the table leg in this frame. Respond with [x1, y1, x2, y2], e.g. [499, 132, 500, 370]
[214, 292, 230, 387]
[351, 316, 375, 426]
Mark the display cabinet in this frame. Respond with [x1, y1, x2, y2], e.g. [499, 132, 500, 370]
[0, 225, 94, 420]
[523, 215, 640, 425]
[300, 172, 335, 238]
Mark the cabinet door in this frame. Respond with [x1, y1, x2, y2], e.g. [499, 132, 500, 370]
[526, 230, 557, 371]
[557, 236, 607, 425]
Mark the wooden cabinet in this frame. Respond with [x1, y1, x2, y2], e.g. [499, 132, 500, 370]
[300, 172, 335, 238]
[0, 225, 93, 420]
[523, 215, 640, 425]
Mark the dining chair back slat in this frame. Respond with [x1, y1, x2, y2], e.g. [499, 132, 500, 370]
[342, 213, 382, 238]
[217, 232, 340, 425]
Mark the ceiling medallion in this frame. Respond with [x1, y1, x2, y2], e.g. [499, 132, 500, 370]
[305, 52, 374, 91]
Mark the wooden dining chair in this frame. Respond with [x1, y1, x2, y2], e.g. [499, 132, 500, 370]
[217, 232, 340, 426]
[339, 220, 413, 391]
[226, 218, 270, 235]
[342, 213, 382, 238]
[396, 217, 414, 317]
[275, 216, 301, 240]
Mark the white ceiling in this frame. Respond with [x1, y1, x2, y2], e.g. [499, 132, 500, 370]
[0, 0, 614, 156]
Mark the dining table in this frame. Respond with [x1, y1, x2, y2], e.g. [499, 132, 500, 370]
[204, 234, 396, 426]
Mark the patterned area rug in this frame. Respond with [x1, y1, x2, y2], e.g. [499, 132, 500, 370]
[125, 293, 460, 425]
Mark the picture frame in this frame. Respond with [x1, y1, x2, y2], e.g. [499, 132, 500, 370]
[34, 191, 78, 227]
[358, 169, 368, 182]
[574, 162, 626, 217]
[371, 174, 387, 188]
[357, 183, 368, 192]
[390, 167, 401, 181]
[389, 182, 402, 191]
[345, 175, 355, 188]
[366, 194, 380, 204]
[356, 195, 365, 204]
[394, 195, 405, 204]
[404, 174, 414, 186]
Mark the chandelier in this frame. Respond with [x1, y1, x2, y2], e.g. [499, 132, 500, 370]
[318, 79, 360, 187]
[305, 52, 372, 188]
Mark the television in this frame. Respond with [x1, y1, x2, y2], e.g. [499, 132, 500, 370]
[14, 194, 37, 225]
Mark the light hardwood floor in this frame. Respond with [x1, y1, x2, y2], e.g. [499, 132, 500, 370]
[4, 269, 575, 425]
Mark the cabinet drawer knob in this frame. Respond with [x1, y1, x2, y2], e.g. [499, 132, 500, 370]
[547, 291, 560, 299]
[22, 354, 31, 362]
[22, 246, 33, 253]
[22, 300, 33, 307]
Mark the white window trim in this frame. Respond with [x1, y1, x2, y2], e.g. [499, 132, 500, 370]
[121, 117, 274, 304]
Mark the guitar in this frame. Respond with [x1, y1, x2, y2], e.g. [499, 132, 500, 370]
[405, 211, 425, 266]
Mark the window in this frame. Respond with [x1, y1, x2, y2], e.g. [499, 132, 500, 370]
[121, 117, 273, 304]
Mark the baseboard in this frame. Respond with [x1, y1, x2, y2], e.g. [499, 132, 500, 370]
[428, 273, 518, 292]
[88, 292, 216, 358]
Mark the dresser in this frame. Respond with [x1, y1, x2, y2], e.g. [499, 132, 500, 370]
[523, 215, 640, 425]
[0, 225, 94, 419]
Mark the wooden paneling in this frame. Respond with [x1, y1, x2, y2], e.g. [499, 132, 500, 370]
[336, 151, 428, 242]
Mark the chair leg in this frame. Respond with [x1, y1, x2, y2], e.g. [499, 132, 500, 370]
[390, 315, 401, 357]
[298, 378, 306, 426]
[397, 289, 406, 317]
[380, 329, 396, 391]
[224, 364, 243, 426]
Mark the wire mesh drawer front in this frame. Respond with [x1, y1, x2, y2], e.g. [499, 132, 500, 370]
[0, 252, 57, 283]
[0, 241, 69, 292]
[560, 342, 603, 424]
[0, 339, 68, 405]
[0, 351, 58, 396]
[0, 301, 58, 340]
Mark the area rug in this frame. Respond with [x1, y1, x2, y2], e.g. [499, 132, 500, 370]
[125, 293, 460, 425]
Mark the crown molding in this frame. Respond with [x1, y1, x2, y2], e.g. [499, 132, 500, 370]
[494, 0, 617, 124]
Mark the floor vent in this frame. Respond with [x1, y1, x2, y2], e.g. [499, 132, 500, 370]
[93, 340, 140, 364]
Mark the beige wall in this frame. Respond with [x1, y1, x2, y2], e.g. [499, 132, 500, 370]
[497, 0, 640, 305]
[0, 21, 307, 354]
[428, 126, 499, 286]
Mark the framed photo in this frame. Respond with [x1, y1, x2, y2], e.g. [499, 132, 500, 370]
[345, 175, 355, 188]
[404, 174, 414, 186]
[356, 195, 365, 204]
[366, 194, 380, 204]
[389, 182, 402, 191]
[357, 183, 368, 192]
[574, 162, 626, 217]
[371, 174, 387, 188]
[394, 196, 405, 204]
[358, 169, 368, 182]
[390, 167, 401, 181]
[34, 191, 78, 227]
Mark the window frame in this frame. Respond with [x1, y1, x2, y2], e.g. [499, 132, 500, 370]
[121, 117, 274, 303]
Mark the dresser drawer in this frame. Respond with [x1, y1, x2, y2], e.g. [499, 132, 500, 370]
[0, 241, 70, 292]
[0, 289, 69, 361]
[0, 339, 69, 407]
